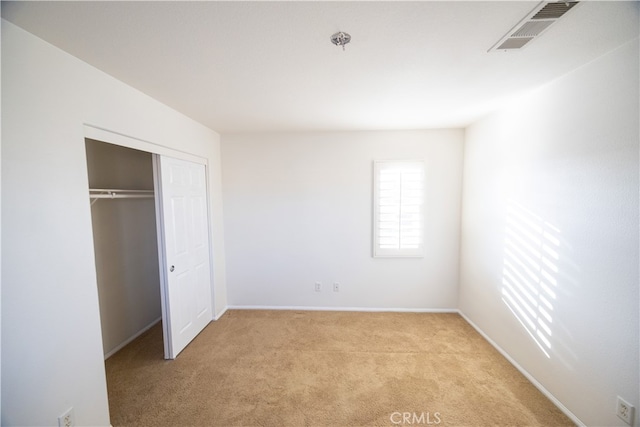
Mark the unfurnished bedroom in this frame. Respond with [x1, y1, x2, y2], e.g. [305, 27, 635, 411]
[1, 1, 638, 426]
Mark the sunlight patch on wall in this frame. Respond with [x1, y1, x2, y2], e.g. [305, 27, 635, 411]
[501, 201, 561, 358]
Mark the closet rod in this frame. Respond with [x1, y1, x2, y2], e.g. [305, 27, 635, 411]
[89, 189, 155, 204]
[90, 194, 155, 199]
[90, 188, 154, 194]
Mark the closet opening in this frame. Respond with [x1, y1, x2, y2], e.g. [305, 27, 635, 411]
[85, 138, 163, 360]
[85, 131, 215, 363]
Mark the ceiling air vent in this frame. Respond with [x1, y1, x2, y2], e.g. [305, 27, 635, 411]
[489, 1, 579, 52]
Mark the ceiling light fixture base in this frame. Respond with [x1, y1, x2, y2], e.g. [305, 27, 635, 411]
[330, 31, 351, 51]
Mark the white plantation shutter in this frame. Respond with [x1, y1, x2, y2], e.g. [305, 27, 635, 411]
[373, 160, 425, 257]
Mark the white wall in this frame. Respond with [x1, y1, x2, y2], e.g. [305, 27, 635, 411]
[1, 20, 226, 426]
[86, 141, 161, 358]
[459, 38, 639, 426]
[222, 130, 464, 310]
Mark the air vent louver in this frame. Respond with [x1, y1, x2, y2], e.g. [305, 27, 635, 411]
[489, 1, 579, 52]
[496, 37, 534, 50]
[532, 2, 578, 20]
[511, 20, 554, 38]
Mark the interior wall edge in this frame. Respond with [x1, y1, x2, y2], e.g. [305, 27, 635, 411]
[213, 307, 229, 321]
[458, 311, 585, 427]
[103, 317, 161, 361]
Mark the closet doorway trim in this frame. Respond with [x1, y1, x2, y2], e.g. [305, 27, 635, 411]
[84, 124, 207, 166]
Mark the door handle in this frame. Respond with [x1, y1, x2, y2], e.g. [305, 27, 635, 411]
[170, 265, 175, 272]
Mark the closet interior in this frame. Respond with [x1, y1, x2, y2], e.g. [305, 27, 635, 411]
[85, 138, 162, 359]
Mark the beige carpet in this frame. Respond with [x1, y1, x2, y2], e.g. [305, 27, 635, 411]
[105, 310, 573, 426]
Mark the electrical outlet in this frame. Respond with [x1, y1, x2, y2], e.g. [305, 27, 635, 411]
[58, 407, 75, 427]
[314, 282, 321, 292]
[616, 396, 634, 425]
[333, 282, 340, 292]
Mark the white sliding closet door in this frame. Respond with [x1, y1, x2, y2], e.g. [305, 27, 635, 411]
[156, 155, 212, 359]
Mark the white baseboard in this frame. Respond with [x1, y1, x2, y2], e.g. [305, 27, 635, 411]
[103, 316, 162, 360]
[458, 311, 585, 427]
[213, 306, 228, 320]
[227, 305, 458, 313]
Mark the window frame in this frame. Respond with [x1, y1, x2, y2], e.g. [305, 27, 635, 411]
[372, 159, 426, 258]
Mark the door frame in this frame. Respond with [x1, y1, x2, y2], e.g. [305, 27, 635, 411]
[84, 124, 216, 359]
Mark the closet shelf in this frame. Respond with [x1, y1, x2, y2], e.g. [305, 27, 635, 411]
[89, 188, 155, 203]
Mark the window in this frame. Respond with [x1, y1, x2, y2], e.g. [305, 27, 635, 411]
[373, 160, 425, 257]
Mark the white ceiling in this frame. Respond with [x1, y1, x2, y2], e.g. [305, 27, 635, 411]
[2, 1, 638, 133]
